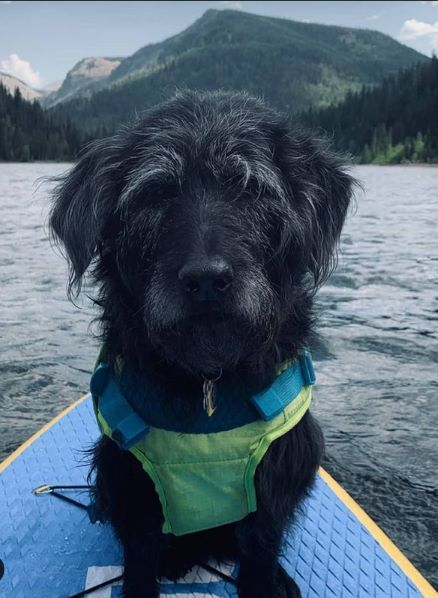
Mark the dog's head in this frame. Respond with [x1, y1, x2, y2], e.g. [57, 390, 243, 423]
[50, 90, 353, 378]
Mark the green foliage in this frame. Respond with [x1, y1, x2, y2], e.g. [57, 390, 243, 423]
[50, 9, 427, 134]
[302, 56, 438, 164]
[0, 83, 85, 161]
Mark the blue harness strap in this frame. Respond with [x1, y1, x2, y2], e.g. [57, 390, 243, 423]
[250, 350, 316, 421]
[90, 363, 149, 450]
[90, 351, 316, 447]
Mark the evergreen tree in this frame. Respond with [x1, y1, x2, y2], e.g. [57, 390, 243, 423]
[0, 83, 85, 161]
[302, 56, 438, 164]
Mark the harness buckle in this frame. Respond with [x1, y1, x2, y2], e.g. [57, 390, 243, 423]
[250, 351, 315, 421]
[91, 364, 150, 450]
[299, 349, 316, 386]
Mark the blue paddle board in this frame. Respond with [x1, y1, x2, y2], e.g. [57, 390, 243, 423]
[0, 394, 435, 597]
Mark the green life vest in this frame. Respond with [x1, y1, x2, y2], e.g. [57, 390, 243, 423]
[90, 352, 315, 536]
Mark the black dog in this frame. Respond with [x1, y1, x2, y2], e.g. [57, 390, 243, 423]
[50, 90, 353, 597]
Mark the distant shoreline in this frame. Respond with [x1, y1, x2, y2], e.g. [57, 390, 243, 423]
[0, 161, 74, 165]
[355, 162, 438, 167]
[1, 161, 438, 167]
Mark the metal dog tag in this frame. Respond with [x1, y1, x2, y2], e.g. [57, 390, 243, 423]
[202, 379, 217, 416]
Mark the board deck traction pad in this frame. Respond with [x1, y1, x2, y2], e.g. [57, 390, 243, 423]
[0, 394, 435, 598]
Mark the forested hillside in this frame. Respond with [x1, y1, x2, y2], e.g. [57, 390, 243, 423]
[302, 56, 438, 163]
[50, 9, 427, 132]
[0, 84, 84, 161]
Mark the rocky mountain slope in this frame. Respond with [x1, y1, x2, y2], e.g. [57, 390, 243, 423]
[0, 72, 42, 101]
[44, 56, 122, 107]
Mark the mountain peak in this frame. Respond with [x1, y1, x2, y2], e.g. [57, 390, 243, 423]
[69, 56, 122, 78]
[51, 8, 428, 131]
[44, 56, 123, 107]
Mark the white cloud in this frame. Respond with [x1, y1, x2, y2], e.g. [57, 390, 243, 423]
[399, 18, 438, 47]
[221, 0, 243, 8]
[0, 53, 42, 88]
[420, 1, 438, 6]
[0, 1, 12, 4]
[400, 19, 432, 40]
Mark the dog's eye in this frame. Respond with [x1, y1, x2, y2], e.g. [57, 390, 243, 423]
[150, 184, 172, 200]
[147, 182, 178, 204]
[126, 183, 177, 211]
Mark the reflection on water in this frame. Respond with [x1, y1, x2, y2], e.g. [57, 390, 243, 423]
[0, 163, 437, 586]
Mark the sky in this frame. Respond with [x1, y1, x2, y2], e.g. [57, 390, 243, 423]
[1, 0, 438, 89]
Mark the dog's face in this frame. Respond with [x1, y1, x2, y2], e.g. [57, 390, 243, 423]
[50, 91, 353, 377]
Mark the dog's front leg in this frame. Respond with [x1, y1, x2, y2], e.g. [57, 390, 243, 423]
[235, 509, 301, 598]
[106, 466, 163, 598]
[92, 437, 163, 597]
[121, 525, 162, 598]
[108, 470, 163, 598]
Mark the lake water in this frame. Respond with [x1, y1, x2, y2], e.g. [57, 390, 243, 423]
[0, 163, 437, 587]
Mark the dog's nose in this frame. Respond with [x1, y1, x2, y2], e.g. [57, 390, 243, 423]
[178, 258, 233, 301]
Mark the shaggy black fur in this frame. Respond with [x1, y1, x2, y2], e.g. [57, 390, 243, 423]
[50, 90, 354, 597]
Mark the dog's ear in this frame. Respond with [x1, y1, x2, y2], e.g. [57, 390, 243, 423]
[49, 137, 122, 295]
[280, 133, 355, 289]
